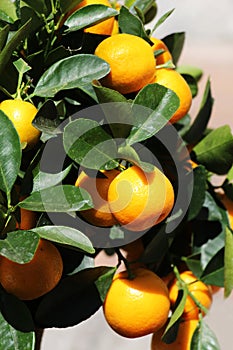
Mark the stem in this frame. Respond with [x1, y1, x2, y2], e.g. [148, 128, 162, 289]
[35, 328, 44, 350]
[115, 248, 135, 280]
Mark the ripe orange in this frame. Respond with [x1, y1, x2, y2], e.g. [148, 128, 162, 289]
[75, 169, 120, 227]
[65, 0, 115, 35]
[107, 165, 174, 231]
[150, 37, 173, 65]
[0, 99, 40, 148]
[0, 239, 63, 300]
[151, 319, 199, 350]
[152, 68, 192, 124]
[103, 267, 170, 338]
[95, 33, 156, 94]
[169, 270, 212, 320]
[16, 208, 36, 230]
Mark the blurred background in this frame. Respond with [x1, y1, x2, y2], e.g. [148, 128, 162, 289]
[41, 1, 233, 348]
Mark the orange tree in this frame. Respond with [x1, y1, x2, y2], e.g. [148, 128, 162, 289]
[0, 0, 232, 349]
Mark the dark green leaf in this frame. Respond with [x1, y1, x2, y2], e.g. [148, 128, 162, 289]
[0, 230, 39, 264]
[191, 319, 220, 350]
[32, 225, 95, 254]
[33, 55, 110, 99]
[63, 119, 119, 170]
[127, 83, 179, 145]
[181, 73, 198, 98]
[118, 143, 155, 172]
[0, 111, 21, 195]
[32, 165, 72, 193]
[184, 79, 213, 144]
[118, 6, 151, 43]
[95, 266, 116, 302]
[202, 192, 222, 221]
[35, 267, 111, 328]
[193, 125, 233, 175]
[0, 24, 9, 51]
[163, 32, 185, 65]
[0, 312, 35, 350]
[59, 0, 83, 14]
[201, 248, 224, 287]
[200, 231, 225, 270]
[0, 286, 34, 332]
[64, 5, 118, 32]
[129, 0, 155, 23]
[224, 226, 233, 297]
[93, 84, 133, 138]
[22, 0, 49, 15]
[19, 185, 93, 212]
[13, 58, 31, 75]
[187, 166, 207, 221]
[140, 226, 169, 264]
[0, 19, 32, 75]
[183, 255, 203, 278]
[152, 8, 175, 32]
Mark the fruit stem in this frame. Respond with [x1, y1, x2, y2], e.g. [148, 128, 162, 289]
[115, 248, 135, 280]
[35, 328, 44, 350]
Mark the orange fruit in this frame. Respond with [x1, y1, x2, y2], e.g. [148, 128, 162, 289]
[219, 193, 233, 229]
[95, 33, 156, 94]
[107, 165, 174, 231]
[151, 37, 173, 65]
[16, 208, 36, 230]
[0, 99, 40, 148]
[169, 270, 212, 320]
[65, 0, 115, 35]
[151, 319, 199, 350]
[0, 239, 63, 300]
[75, 168, 120, 227]
[103, 267, 170, 338]
[152, 68, 192, 124]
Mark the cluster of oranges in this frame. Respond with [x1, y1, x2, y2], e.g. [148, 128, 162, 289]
[103, 262, 214, 349]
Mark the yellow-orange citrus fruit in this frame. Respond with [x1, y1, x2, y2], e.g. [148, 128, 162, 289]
[107, 165, 174, 231]
[0, 99, 40, 147]
[151, 319, 199, 350]
[0, 239, 63, 300]
[95, 33, 156, 94]
[169, 270, 212, 320]
[150, 37, 173, 65]
[16, 208, 36, 230]
[66, 0, 115, 35]
[111, 2, 120, 35]
[219, 193, 233, 229]
[75, 169, 120, 227]
[152, 68, 192, 124]
[103, 267, 170, 338]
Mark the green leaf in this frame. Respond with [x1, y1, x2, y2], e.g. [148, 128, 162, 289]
[59, 0, 83, 14]
[0, 312, 35, 350]
[0, 24, 9, 51]
[200, 231, 225, 270]
[191, 319, 220, 350]
[224, 226, 233, 297]
[95, 266, 116, 302]
[93, 84, 133, 138]
[117, 143, 155, 172]
[64, 5, 118, 32]
[0, 111, 21, 195]
[0, 19, 32, 76]
[19, 185, 93, 212]
[202, 192, 222, 221]
[184, 79, 213, 144]
[32, 226, 95, 254]
[0, 0, 19, 23]
[0, 230, 39, 264]
[0, 286, 35, 332]
[187, 166, 206, 221]
[126, 83, 179, 145]
[33, 55, 110, 99]
[118, 6, 151, 43]
[163, 32, 185, 66]
[22, 0, 49, 15]
[140, 226, 169, 264]
[13, 58, 31, 75]
[176, 65, 203, 82]
[63, 119, 119, 170]
[163, 289, 187, 341]
[152, 8, 175, 32]
[32, 165, 72, 193]
[109, 225, 125, 240]
[193, 125, 233, 175]
[35, 267, 111, 328]
[181, 73, 198, 98]
[129, 0, 155, 22]
[201, 248, 224, 287]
